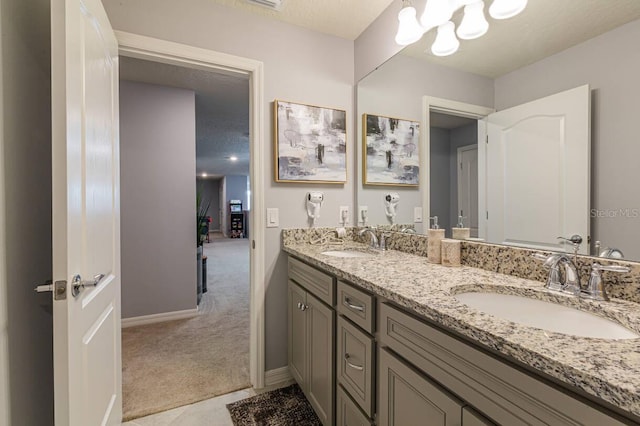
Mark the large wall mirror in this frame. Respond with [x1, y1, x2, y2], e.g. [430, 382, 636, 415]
[356, 0, 640, 261]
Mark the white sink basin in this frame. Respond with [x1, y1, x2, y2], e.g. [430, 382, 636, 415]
[321, 250, 375, 258]
[455, 292, 639, 340]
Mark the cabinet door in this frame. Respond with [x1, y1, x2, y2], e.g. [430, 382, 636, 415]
[337, 384, 372, 426]
[378, 348, 463, 426]
[337, 316, 374, 417]
[462, 407, 495, 426]
[306, 291, 335, 426]
[288, 280, 307, 386]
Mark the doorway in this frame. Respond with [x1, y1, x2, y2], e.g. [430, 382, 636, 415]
[115, 32, 265, 420]
[422, 96, 494, 237]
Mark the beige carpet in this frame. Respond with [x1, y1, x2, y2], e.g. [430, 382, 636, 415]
[122, 238, 251, 421]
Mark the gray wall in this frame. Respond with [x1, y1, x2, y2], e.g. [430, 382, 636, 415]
[354, 0, 404, 82]
[225, 175, 248, 208]
[357, 54, 494, 231]
[494, 19, 640, 259]
[0, 0, 54, 424]
[120, 80, 197, 319]
[197, 177, 221, 231]
[102, 0, 355, 370]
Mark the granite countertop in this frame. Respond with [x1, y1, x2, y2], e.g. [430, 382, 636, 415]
[283, 240, 640, 419]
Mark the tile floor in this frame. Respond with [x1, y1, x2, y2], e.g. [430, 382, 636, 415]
[121, 380, 294, 425]
[121, 388, 255, 426]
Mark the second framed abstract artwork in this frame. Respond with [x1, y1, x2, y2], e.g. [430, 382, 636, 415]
[362, 113, 420, 186]
[274, 100, 347, 184]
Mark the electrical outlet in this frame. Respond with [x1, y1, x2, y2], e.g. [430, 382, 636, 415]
[359, 206, 368, 225]
[339, 206, 349, 225]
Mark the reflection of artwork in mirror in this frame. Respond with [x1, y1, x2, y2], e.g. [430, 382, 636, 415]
[363, 113, 420, 186]
[274, 100, 347, 184]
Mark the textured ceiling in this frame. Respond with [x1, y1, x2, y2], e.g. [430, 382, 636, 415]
[120, 57, 250, 178]
[401, 0, 640, 78]
[208, 0, 396, 40]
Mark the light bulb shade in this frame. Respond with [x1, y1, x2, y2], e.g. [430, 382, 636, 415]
[431, 21, 460, 56]
[457, 1, 489, 40]
[420, 0, 454, 31]
[395, 5, 424, 45]
[489, 0, 527, 20]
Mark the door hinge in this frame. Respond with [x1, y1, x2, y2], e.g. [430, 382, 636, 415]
[485, 135, 489, 144]
[486, 211, 489, 220]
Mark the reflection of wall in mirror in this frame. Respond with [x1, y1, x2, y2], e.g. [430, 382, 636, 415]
[357, 17, 640, 260]
[494, 19, 640, 260]
[357, 55, 493, 232]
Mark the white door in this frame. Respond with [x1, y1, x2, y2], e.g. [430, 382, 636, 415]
[51, 0, 121, 424]
[457, 145, 478, 237]
[481, 85, 590, 253]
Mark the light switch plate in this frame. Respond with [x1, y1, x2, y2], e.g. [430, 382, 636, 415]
[267, 208, 279, 228]
[339, 206, 349, 225]
[414, 207, 423, 223]
[359, 206, 368, 225]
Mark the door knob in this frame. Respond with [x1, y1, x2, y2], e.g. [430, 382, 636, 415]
[71, 273, 105, 297]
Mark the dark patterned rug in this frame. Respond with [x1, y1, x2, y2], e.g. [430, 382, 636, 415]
[226, 384, 322, 426]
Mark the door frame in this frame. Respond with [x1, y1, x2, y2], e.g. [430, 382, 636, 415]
[456, 144, 478, 235]
[421, 96, 494, 232]
[115, 31, 266, 388]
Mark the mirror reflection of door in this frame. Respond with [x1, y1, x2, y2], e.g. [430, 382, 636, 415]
[481, 85, 590, 253]
[457, 145, 479, 237]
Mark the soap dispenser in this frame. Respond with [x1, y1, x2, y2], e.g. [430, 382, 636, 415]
[427, 216, 445, 264]
[452, 215, 471, 240]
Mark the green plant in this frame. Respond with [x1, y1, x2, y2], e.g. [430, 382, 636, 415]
[196, 190, 211, 246]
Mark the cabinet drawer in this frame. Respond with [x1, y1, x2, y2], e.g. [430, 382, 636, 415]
[337, 280, 375, 334]
[337, 316, 374, 418]
[378, 302, 627, 425]
[288, 257, 335, 306]
[378, 347, 463, 426]
[337, 384, 373, 426]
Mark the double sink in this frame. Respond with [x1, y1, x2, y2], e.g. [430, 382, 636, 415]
[321, 247, 639, 341]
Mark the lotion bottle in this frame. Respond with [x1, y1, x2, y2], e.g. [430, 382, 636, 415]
[427, 216, 445, 264]
[452, 215, 471, 240]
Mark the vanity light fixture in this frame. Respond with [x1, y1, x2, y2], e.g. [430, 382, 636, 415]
[229, 156, 238, 162]
[394, 0, 527, 56]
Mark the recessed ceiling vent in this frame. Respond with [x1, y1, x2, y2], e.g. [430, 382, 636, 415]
[245, 0, 283, 11]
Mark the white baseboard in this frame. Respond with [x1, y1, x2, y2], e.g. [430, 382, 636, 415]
[264, 366, 292, 387]
[121, 308, 198, 328]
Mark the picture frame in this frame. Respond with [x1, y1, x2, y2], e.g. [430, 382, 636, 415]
[362, 113, 420, 187]
[274, 100, 347, 184]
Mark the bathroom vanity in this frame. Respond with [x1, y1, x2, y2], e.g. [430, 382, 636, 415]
[284, 235, 640, 425]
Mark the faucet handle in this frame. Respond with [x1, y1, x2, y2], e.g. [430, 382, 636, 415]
[583, 262, 631, 301]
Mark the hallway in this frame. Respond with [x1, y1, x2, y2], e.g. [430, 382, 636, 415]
[121, 237, 251, 421]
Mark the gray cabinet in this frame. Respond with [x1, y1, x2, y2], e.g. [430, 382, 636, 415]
[287, 257, 336, 426]
[337, 384, 372, 426]
[378, 347, 464, 426]
[337, 316, 374, 417]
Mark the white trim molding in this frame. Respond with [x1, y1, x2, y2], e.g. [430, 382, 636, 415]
[121, 309, 198, 328]
[264, 366, 293, 387]
[115, 31, 267, 388]
[421, 96, 494, 228]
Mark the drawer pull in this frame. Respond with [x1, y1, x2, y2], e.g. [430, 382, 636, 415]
[344, 354, 364, 371]
[343, 297, 365, 312]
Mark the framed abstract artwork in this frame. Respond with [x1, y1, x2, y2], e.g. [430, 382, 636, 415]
[274, 100, 347, 183]
[362, 113, 419, 186]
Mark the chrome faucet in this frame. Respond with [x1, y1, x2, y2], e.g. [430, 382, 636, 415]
[359, 228, 379, 249]
[583, 262, 630, 301]
[532, 253, 581, 295]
